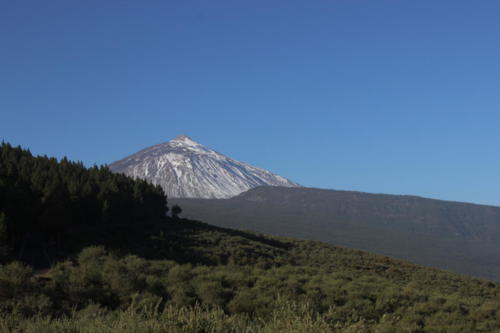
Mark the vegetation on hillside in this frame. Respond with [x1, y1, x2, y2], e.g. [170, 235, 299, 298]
[0, 143, 498, 332]
[174, 186, 500, 281]
[1, 222, 499, 332]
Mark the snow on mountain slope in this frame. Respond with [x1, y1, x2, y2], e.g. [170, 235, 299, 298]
[109, 135, 300, 198]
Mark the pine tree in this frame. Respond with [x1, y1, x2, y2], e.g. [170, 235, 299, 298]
[0, 212, 9, 243]
[172, 205, 182, 220]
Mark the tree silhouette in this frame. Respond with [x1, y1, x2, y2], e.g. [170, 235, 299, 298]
[172, 205, 182, 220]
[0, 212, 8, 243]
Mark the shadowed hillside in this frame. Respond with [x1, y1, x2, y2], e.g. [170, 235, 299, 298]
[174, 186, 500, 281]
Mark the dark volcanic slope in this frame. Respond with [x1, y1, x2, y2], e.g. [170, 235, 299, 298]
[174, 186, 500, 281]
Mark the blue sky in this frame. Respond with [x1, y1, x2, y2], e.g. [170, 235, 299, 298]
[1, 0, 499, 205]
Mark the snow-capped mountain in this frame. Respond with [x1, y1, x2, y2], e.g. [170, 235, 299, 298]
[109, 135, 300, 199]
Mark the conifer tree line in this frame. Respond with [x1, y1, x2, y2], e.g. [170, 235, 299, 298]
[0, 142, 168, 255]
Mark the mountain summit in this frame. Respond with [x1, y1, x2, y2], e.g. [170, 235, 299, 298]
[109, 136, 300, 198]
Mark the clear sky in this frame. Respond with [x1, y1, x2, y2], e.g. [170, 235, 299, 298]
[1, 0, 499, 206]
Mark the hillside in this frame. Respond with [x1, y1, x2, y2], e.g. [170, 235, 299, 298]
[1, 143, 499, 332]
[174, 186, 500, 282]
[2, 217, 499, 332]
